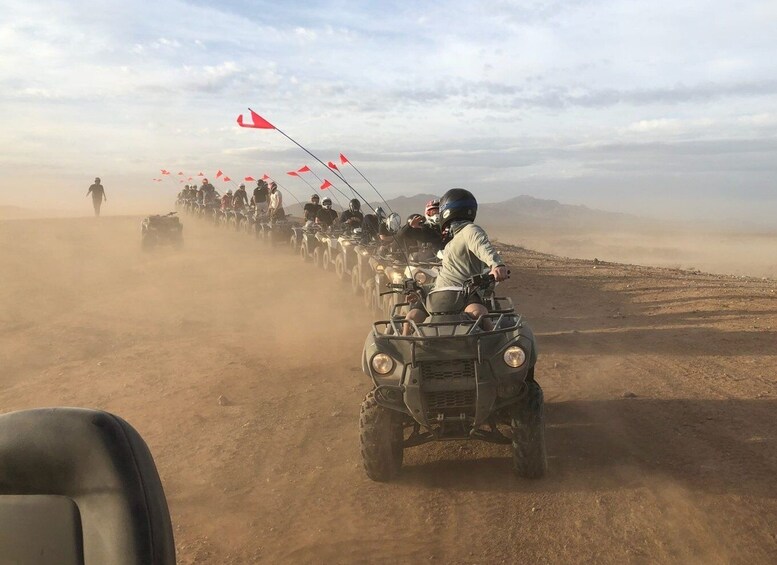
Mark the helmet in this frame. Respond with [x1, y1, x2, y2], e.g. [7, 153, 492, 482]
[349, 198, 361, 212]
[184, 184, 189, 189]
[203, 179, 208, 183]
[322, 197, 332, 207]
[425, 199, 441, 225]
[226, 189, 233, 195]
[375, 206, 386, 221]
[439, 188, 477, 229]
[407, 213, 423, 225]
[310, 194, 320, 203]
[239, 183, 245, 189]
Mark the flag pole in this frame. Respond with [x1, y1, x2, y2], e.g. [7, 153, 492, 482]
[340, 157, 393, 213]
[265, 175, 304, 209]
[290, 172, 343, 209]
[246, 108, 377, 215]
[301, 168, 350, 204]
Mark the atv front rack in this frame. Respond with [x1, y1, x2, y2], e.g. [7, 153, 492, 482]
[373, 312, 522, 340]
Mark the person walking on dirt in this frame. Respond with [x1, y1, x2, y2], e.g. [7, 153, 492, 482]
[86, 177, 107, 216]
[402, 188, 508, 335]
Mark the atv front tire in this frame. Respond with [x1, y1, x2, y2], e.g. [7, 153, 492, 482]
[359, 391, 404, 482]
[312, 247, 323, 268]
[334, 254, 346, 281]
[511, 377, 547, 479]
[351, 267, 361, 295]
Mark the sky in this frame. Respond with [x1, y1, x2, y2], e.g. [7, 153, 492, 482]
[1, 0, 776, 225]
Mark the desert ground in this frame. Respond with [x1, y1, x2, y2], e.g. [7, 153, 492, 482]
[1, 215, 777, 564]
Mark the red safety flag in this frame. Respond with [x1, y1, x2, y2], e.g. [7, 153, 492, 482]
[197, 172, 204, 176]
[236, 109, 275, 129]
[177, 171, 184, 175]
[262, 174, 270, 180]
[327, 161, 339, 171]
[286, 171, 299, 177]
[320, 179, 332, 190]
[188, 177, 193, 180]
[161, 169, 170, 175]
[216, 170, 223, 178]
[223, 176, 231, 182]
[179, 179, 184, 183]
[297, 165, 311, 173]
[339, 153, 349, 164]
[244, 176, 255, 181]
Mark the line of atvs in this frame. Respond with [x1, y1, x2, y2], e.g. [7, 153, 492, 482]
[177, 195, 547, 482]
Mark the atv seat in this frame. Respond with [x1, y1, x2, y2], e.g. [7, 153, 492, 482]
[0, 408, 176, 565]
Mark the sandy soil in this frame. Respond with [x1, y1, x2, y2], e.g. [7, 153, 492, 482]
[1, 216, 777, 564]
[491, 226, 777, 279]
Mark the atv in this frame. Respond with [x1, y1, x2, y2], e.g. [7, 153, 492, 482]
[351, 240, 377, 297]
[141, 212, 183, 250]
[313, 228, 343, 271]
[359, 273, 546, 482]
[334, 228, 363, 282]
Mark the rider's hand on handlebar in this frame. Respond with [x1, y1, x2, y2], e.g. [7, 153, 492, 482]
[490, 265, 509, 282]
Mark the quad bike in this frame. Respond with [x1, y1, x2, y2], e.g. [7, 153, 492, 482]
[258, 217, 297, 247]
[359, 273, 546, 482]
[298, 223, 322, 262]
[334, 228, 363, 282]
[313, 228, 343, 271]
[141, 212, 183, 250]
[237, 206, 256, 235]
[351, 241, 377, 297]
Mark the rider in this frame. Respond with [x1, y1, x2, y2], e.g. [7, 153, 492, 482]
[220, 189, 234, 210]
[251, 179, 269, 211]
[339, 198, 364, 229]
[395, 212, 443, 253]
[403, 189, 508, 334]
[303, 194, 322, 224]
[202, 179, 217, 204]
[315, 197, 338, 228]
[267, 181, 284, 222]
[425, 199, 440, 228]
[233, 183, 249, 210]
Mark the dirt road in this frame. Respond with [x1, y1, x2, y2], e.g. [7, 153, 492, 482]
[1, 216, 776, 564]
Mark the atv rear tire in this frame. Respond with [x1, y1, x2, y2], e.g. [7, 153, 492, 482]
[511, 377, 547, 479]
[359, 391, 404, 482]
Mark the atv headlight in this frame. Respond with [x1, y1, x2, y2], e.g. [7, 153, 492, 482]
[390, 272, 404, 284]
[375, 264, 385, 272]
[503, 346, 526, 368]
[371, 353, 395, 375]
[414, 271, 428, 284]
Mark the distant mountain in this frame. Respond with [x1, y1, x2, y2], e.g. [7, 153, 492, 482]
[280, 192, 645, 230]
[375, 193, 644, 230]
